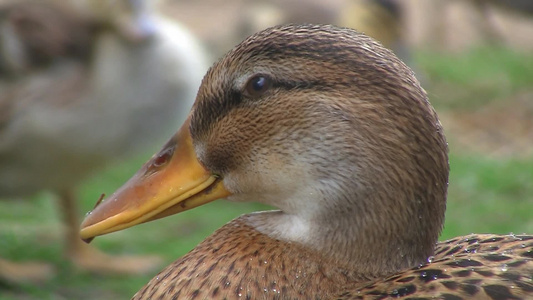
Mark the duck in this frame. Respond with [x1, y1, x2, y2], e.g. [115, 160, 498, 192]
[0, 0, 208, 281]
[79, 24, 532, 299]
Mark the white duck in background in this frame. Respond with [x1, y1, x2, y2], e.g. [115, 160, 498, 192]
[0, 0, 209, 282]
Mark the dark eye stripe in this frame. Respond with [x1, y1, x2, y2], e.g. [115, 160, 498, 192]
[273, 79, 325, 91]
[191, 78, 328, 141]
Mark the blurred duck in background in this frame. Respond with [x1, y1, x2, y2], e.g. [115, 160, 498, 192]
[232, 0, 410, 64]
[0, 0, 208, 282]
[339, 0, 410, 63]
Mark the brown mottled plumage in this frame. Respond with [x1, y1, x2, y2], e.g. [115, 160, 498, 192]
[339, 234, 532, 299]
[80, 24, 532, 299]
[135, 218, 358, 299]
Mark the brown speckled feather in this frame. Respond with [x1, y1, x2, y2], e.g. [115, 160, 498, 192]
[136, 227, 532, 300]
[134, 217, 364, 299]
[339, 234, 532, 299]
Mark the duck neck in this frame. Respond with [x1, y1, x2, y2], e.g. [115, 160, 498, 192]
[245, 181, 444, 278]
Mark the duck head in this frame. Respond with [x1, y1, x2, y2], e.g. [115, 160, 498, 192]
[80, 24, 448, 276]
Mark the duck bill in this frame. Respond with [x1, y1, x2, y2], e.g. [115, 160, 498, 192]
[79, 117, 231, 242]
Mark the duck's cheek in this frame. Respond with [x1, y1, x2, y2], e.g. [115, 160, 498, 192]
[221, 163, 313, 208]
[219, 167, 276, 202]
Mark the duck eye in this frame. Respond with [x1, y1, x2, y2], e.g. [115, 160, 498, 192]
[245, 75, 271, 97]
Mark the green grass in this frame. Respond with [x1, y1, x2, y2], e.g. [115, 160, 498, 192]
[417, 46, 533, 238]
[441, 154, 533, 240]
[1, 46, 532, 299]
[416, 46, 533, 110]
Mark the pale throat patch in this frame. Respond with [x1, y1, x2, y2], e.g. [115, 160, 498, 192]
[235, 183, 326, 246]
[244, 210, 313, 245]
